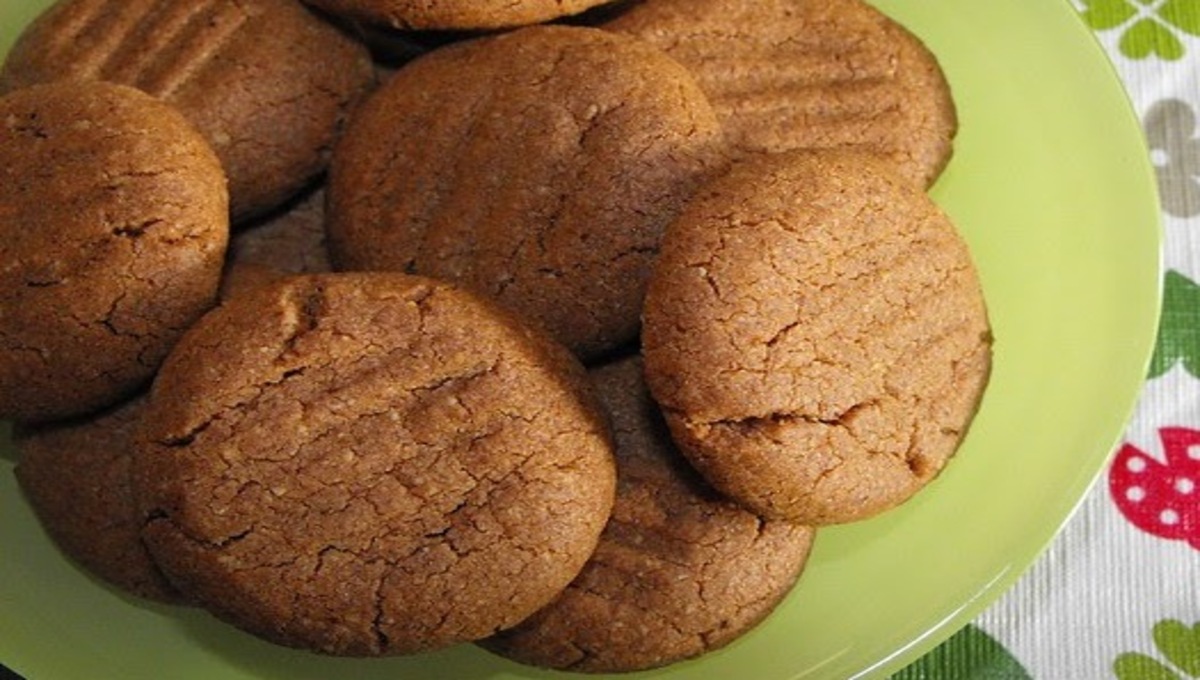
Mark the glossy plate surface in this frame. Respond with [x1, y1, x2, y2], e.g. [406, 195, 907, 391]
[0, 1, 1162, 678]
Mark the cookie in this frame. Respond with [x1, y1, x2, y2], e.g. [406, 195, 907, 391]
[131, 272, 617, 656]
[482, 355, 815, 672]
[327, 25, 724, 359]
[301, 0, 615, 30]
[221, 184, 332, 299]
[0, 81, 228, 423]
[641, 151, 991, 524]
[13, 395, 182, 603]
[872, 9, 957, 187]
[0, 0, 376, 220]
[605, 0, 956, 188]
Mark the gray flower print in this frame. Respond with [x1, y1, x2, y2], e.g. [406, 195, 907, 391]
[1145, 98, 1200, 218]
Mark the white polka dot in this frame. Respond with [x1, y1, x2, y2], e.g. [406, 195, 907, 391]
[1126, 486, 1147, 502]
[1161, 509, 1181, 526]
[1176, 478, 1195, 495]
[1151, 148, 1171, 167]
[1126, 456, 1148, 473]
[1189, 446, 1200, 461]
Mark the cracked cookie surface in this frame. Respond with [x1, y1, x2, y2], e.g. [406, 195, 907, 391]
[131, 272, 617, 656]
[605, 0, 957, 188]
[642, 151, 991, 524]
[481, 355, 814, 672]
[0, 0, 376, 220]
[14, 394, 183, 603]
[302, 0, 614, 30]
[0, 81, 228, 422]
[327, 25, 724, 360]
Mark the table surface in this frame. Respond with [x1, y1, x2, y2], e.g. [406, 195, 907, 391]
[1, 1, 1196, 679]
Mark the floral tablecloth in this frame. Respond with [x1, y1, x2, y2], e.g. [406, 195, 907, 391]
[893, 2, 1199, 678]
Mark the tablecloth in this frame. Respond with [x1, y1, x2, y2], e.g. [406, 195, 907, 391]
[0, 2, 1194, 680]
[892, 2, 1199, 678]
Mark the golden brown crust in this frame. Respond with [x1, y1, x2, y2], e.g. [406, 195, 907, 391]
[641, 151, 991, 524]
[327, 25, 724, 359]
[14, 395, 183, 604]
[605, 0, 956, 188]
[301, 0, 615, 30]
[483, 355, 814, 672]
[0, 0, 377, 220]
[131, 272, 617, 656]
[0, 81, 228, 422]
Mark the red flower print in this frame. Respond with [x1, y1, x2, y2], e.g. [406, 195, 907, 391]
[1109, 427, 1200, 550]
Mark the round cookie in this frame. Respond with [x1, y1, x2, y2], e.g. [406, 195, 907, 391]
[0, 81, 228, 423]
[14, 395, 182, 604]
[131, 272, 617, 656]
[301, 0, 615, 30]
[605, 0, 957, 188]
[327, 25, 724, 359]
[482, 355, 815, 673]
[0, 0, 376, 220]
[221, 184, 332, 299]
[641, 151, 992, 524]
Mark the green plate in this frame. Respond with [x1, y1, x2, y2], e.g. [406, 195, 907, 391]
[0, 0, 1162, 678]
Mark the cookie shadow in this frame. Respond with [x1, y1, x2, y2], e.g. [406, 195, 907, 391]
[0, 422, 17, 464]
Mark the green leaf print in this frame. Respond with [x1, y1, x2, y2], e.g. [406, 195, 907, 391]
[1080, 0, 1139, 30]
[1079, 0, 1198, 60]
[1159, 0, 1200, 37]
[1147, 270, 1200, 379]
[1121, 19, 1186, 60]
[1155, 620, 1200, 677]
[1114, 620, 1200, 680]
[1115, 653, 1186, 680]
[890, 625, 1031, 680]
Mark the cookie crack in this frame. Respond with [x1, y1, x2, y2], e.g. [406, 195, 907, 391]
[702, 403, 862, 431]
[5, 111, 49, 139]
[22, 276, 63, 288]
[111, 217, 164, 238]
[279, 281, 327, 359]
[155, 365, 310, 447]
[372, 572, 390, 653]
[807, 450, 847, 498]
[97, 289, 143, 341]
[0, 328, 51, 363]
[214, 525, 254, 549]
[765, 319, 802, 348]
[496, 93, 629, 298]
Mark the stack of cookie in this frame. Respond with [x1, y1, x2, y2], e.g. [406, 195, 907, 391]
[0, 0, 991, 674]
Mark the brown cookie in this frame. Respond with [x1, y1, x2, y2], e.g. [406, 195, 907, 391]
[0, 0, 376, 220]
[0, 81, 228, 423]
[482, 355, 815, 672]
[301, 0, 615, 30]
[131, 272, 617, 656]
[221, 184, 332, 299]
[13, 395, 182, 603]
[327, 25, 724, 359]
[873, 9, 958, 187]
[641, 151, 991, 524]
[605, 0, 956, 188]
